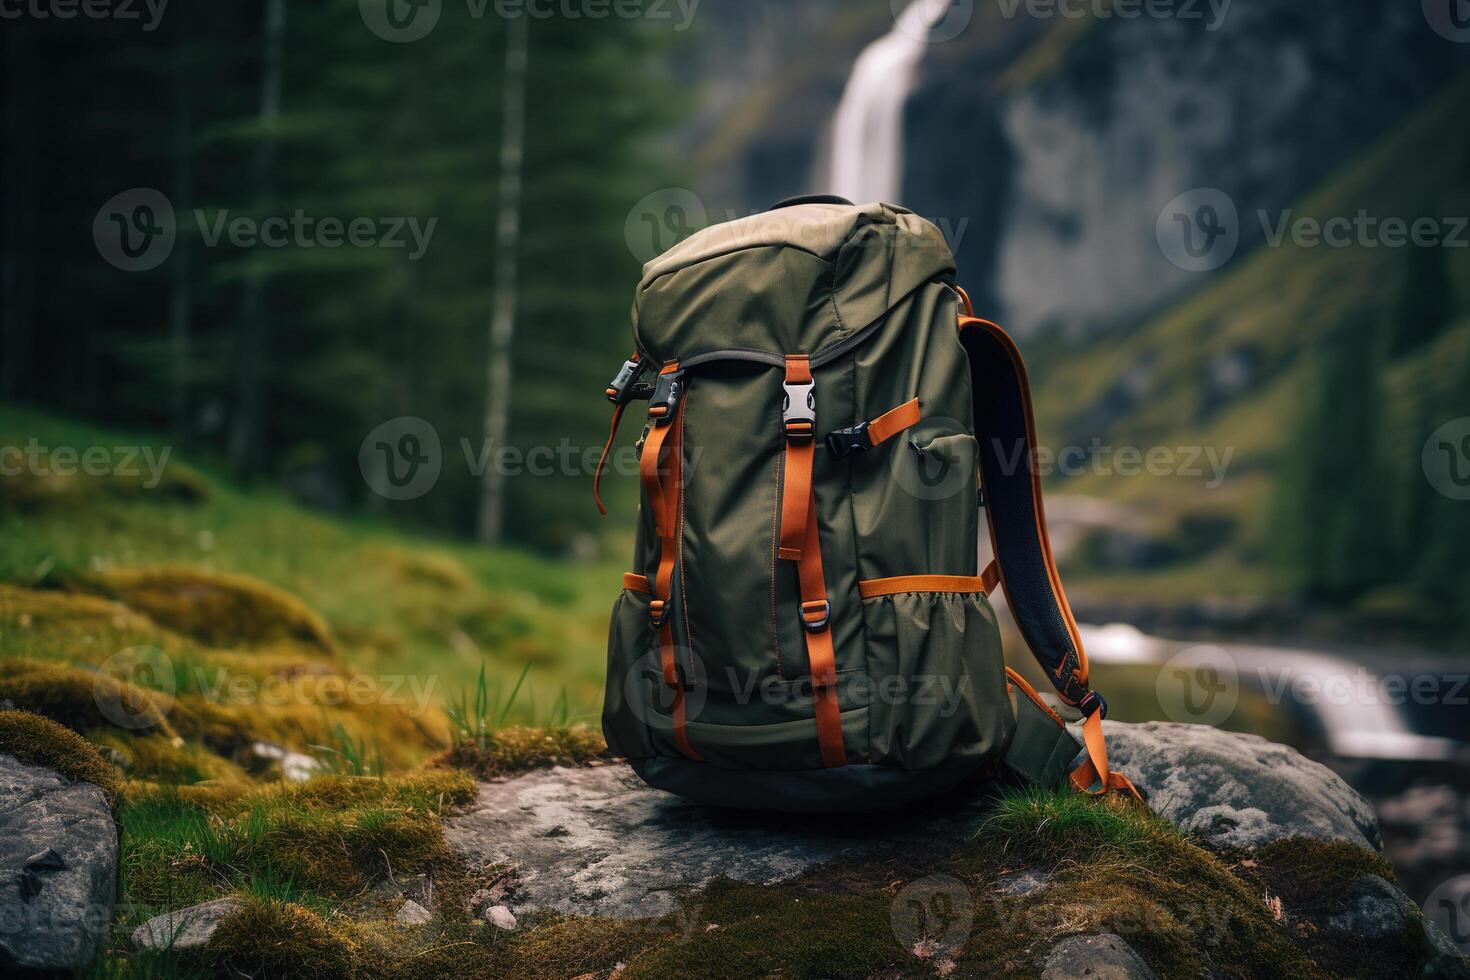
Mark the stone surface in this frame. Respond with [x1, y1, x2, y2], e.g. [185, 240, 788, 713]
[444, 763, 999, 918]
[485, 905, 517, 930]
[0, 753, 118, 971]
[445, 723, 1383, 920]
[1096, 721, 1381, 850]
[131, 897, 246, 951]
[395, 898, 432, 926]
[1325, 874, 1410, 939]
[1041, 933, 1157, 979]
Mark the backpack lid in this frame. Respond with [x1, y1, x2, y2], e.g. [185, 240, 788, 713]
[632, 201, 955, 364]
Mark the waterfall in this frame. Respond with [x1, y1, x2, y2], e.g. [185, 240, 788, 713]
[827, 0, 950, 204]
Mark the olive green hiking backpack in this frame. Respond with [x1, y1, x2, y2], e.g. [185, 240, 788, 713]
[595, 196, 1139, 812]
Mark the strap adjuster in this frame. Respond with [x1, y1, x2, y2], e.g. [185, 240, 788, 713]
[1078, 690, 1107, 720]
[800, 598, 830, 632]
[824, 421, 872, 458]
[783, 379, 816, 441]
[648, 598, 670, 627]
[647, 370, 685, 425]
[605, 358, 645, 404]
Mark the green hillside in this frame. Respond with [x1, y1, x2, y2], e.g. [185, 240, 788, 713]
[1033, 75, 1470, 644]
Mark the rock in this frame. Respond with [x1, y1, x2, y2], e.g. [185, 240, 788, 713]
[994, 869, 1052, 898]
[250, 741, 320, 782]
[0, 753, 117, 971]
[395, 898, 432, 926]
[485, 905, 516, 930]
[1041, 933, 1157, 979]
[444, 764, 1003, 918]
[131, 897, 245, 951]
[445, 724, 1382, 920]
[1095, 722, 1381, 850]
[1324, 874, 1409, 938]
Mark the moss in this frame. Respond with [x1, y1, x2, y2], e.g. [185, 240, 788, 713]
[429, 725, 607, 779]
[0, 659, 178, 739]
[205, 898, 360, 979]
[0, 709, 120, 813]
[0, 448, 208, 514]
[91, 730, 248, 786]
[94, 566, 336, 656]
[120, 771, 476, 909]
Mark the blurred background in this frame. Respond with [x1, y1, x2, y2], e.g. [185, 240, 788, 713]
[2, 0, 1470, 912]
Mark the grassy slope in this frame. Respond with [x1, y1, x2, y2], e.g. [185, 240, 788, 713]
[0, 403, 623, 735]
[1031, 76, 1470, 602]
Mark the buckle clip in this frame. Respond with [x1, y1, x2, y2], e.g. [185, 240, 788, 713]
[1078, 690, 1108, 720]
[605, 358, 645, 405]
[824, 420, 872, 459]
[783, 379, 816, 441]
[647, 370, 685, 424]
[648, 598, 670, 627]
[800, 598, 830, 632]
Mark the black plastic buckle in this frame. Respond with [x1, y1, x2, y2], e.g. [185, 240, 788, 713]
[800, 598, 830, 632]
[1078, 690, 1108, 720]
[824, 421, 872, 459]
[647, 370, 685, 425]
[605, 358, 645, 405]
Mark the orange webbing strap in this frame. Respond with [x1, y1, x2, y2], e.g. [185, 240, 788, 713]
[638, 366, 700, 761]
[593, 402, 626, 516]
[638, 363, 683, 537]
[980, 560, 1000, 595]
[866, 397, 921, 447]
[794, 485, 846, 768]
[1069, 711, 1142, 801]
[777, 355, 815, 561]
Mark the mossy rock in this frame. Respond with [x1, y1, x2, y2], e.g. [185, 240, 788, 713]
[205, 898, 360, 979]
[430, 725, 607, 779]
[0, 709, 120, 814]
[94, 566, 336, 656]
[0, 657, 178, 739]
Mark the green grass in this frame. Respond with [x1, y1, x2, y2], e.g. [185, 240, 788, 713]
[0, 403, 622, 736]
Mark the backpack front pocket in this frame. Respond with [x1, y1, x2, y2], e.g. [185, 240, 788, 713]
[859, 585, 1012, 770]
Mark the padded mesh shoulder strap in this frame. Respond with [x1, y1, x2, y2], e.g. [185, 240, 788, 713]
[955, 288, 1141, 801]
[959, 313, 1089, 706]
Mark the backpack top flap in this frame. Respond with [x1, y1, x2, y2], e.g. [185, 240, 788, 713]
[632, 201, 955, 363]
